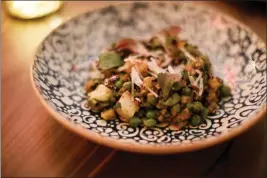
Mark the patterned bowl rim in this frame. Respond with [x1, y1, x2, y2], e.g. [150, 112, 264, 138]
[30, 2, 266, 154]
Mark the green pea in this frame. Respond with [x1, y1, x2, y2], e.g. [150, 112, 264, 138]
[172, 82, 183, 91]
[147, 93, 158, 105]
[200, 107, 209, 120]
[220, 85, 231, 98]
[130, 117, 142, 128]
[190, 115, 202, 126]
[146, 110, 156, 119]
[143, 119, 157, 128]
[122, 81, 132, 90]
[115, 80, 123, 89]
[192, 102, 203, 113]
[163, 93, 180, 106]
[186, 103, 194, 112]
[181, 87, 191, 96]
[171, 104, 181, 116]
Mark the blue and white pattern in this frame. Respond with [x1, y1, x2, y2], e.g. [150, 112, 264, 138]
[32, 2, 266, 145]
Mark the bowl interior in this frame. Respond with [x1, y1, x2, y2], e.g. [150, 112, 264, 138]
[32, 2, 266, 148]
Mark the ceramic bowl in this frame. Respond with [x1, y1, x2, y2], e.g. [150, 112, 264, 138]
[31, 2, 266, 154]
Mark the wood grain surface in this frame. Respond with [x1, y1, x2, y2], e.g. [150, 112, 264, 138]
[1, 1, 266, 177]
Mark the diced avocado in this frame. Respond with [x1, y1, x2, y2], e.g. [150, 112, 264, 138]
[101, 109, 116, 120]
[116, 91, 139, 122]
[88, 84, 112, 102]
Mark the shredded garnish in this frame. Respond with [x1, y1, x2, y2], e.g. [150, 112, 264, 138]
[167, 65, 175, 73]
[173, 64, 185, 74]
[161, 54, 173, 67]
[131, 67, 143, 88]
[189, 75, 195, 85]
[144, 85, 159, 98]
[194, 71, 202, 86]
[180, 47, 196, 62]
[147, 58, 166, 75]
[131, 67, 158, 98]
[168, 65, 182, 81]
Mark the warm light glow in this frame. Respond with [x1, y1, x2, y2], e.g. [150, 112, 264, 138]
[5, 1, 63, 19]
[48, 16, 63, 29]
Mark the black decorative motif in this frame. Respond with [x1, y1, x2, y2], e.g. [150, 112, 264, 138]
[32, 2, 266, 145]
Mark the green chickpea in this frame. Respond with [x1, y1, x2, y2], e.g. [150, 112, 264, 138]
[163, 93, 180, 106]
[115, 80, 123, 89]
[146, 110, 156, 119]
[171, 104, 181, 116]
[186, 103, 194, 112]
[200, 107, 209, 120]
[143, 119, 157, 128]
[130, 117, 142, 128]
[190, 115, 202, 126]
[192, 102, 203, 113]
[147, 93, 158, 105]
[220, 85, 231, 98]
[172, 82, 183, 91]
[122, 81, 131, 90]
[181, 87, 191, 96]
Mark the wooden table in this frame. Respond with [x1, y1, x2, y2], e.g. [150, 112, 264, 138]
[2, 1, 266, 177]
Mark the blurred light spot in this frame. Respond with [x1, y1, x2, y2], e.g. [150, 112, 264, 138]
[5, 1, 63, 19]
[49, 16, 63, 29]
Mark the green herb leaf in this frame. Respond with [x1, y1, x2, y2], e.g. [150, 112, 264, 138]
[99, 51, 123, 70]
[158, 73, 180, 99]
